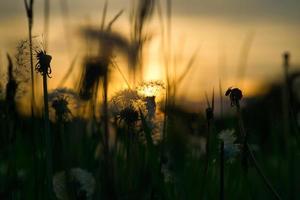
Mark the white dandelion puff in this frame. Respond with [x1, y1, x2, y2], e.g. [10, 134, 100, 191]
[218, 129, 240, 162]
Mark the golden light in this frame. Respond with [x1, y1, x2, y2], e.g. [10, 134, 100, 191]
[136, 80, 165, 98]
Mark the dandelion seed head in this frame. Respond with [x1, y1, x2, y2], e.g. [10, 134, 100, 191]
[136, 80, 165, 98]
[218, 129, 240, 162]
[51, 96, 70, 121]
[109, 89, 146, 116]
[35, 50, 52, 77]
[119, 106, 139, 125]
[14, 37, 51, 99]
[48, 88, 82, 121]
[110, 87, 163, 144]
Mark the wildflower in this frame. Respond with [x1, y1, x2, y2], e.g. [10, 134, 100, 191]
[51, 96, 71, 122]
[53, 168, 96, 200]
[109, 88, 163, 144]
[119, 106, 139, 125]
[109, 89, 146, 119]
[48, 88, 82, 121]
[136, 80, 164, 120]
[35, 50, 52, 77]
[218, 129, 240, 162]
[225, 87, 243, 108]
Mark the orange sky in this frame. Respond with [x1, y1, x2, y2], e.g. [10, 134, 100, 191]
[1, 0, 300, 106]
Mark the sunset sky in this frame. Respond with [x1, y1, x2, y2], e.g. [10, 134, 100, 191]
[1, 0, 300, 103]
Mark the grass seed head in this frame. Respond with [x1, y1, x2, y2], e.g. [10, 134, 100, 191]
[79, 57, 109, 100]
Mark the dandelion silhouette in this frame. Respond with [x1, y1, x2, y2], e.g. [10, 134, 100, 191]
[110, 85, 164, 144]
[225, 87, 243, 108]
[51, 96, 70, 121]
[15, 38, 48, 85]
[110, 81, 165, 123]
[35, 50, 52, 78]
[109, 89, 146, 124]
[33, 41, 53, 199]
[48, 88, 82, 121]
[119, 106, 139, 125]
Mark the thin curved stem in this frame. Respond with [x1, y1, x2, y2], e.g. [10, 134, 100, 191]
[237, 107, 282, 200]
[247, 143, 282, 200]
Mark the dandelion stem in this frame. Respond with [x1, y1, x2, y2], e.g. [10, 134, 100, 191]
[237, 107, 282, 200]
[42, 73, 53, 199]
[247, 143, 282, 200]
[24, 1, 39, 198]
[102, 72, 117, 199]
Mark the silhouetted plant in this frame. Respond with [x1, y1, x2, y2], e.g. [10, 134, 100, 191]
[24, 0, 36, 116]
[35, 48, 53, 199]
[48, 88, 81, 122]
[35, 50, 52, 77]
[225, 87, 243, 108]
[5, 54, 17, 113]
[78, 57, 108, 101]
[226, 87, 282, 200]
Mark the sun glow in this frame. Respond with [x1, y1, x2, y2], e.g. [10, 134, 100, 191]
[136, 81, 165, 98]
